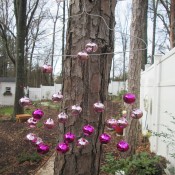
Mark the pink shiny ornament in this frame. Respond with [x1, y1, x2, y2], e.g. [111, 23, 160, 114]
[77, 138, 89, 148]
[32, 109, 44, 120]
[71, 105, 82, 116]
[116, 140, 129, 152]
[64, 132, 75, 143]
[41, 64, 53, 73]
[83, 124, 95, 136]
[37, 143, 50, 154]
[52, 92, 63, 102]
[123, 93, 136, 104]
[58, 112, 68, 123]
[131, 109, 143, 119]
[44, 118, 55, 129]
[25, 133, 37, 142]
[27, 117, 37, 128]
[34, 137, 43, 146]
[116, 117, 128, 129]
[85, 42, 98, 53]
[105, 118, 118, 130]
[93, 102, 105, 113]
[19, 96, 32, 107]
[99, 133, 111, 144]
[77, 51, 89, 60]
[56, 142, 69, 153]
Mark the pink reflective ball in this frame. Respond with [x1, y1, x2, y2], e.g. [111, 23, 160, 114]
[93, 102, 105, 113]
[131, 109, 143, 119]
[123, 93, 136, 104]
[32, 136, 43, 146]
[56, 143, 69, 153]
[99, 133, 111, 144]
[32, 109, 44, 120]
[19, 96, 32, 107]
[77, 51, 89, 60]
[71, 105, 82, 116]
[116, 140, 129, 152]
[25, 133, 37, 142]
[41, 64, 53, 73]
[83, 124, 95, 136]
[44, 118, 55, 129]
[52, 92, 63, 102]
[85, 42, 98, 53]
[105, 118, 118, 129]
[77, 138, 89, 148]
[116, 117, 128, 129]
[64, 132, 75, 143]
[27, 117, 37, 128]
[37, 143, 50, 154]
[58, 112, 68, 123]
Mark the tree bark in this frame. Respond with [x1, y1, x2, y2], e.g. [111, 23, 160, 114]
[170, 0, 175, 48]
[13, 0, 27, 117]
[123, 0, 148, 157]
[54, 0, 116, 175]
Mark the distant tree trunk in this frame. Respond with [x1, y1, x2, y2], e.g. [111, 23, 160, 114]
[54, 0, 116, 175]
[170, 0, 175, 48]
[124, 0, 148, 157]
[13, 0, 27, 118]
[151, 0, 159, 64]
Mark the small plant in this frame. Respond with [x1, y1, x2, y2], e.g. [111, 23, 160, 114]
[101, 152, 166, 175]
[17, 152, 42, 163]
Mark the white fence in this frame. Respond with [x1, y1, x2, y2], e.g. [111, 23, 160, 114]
[140, 48, 175, 172]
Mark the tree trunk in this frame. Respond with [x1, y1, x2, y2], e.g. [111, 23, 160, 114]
[124, 0, 148, 157]
[170, 0, 175, 48]
[13, 0, 27, 117]
[54, 0, 116, 175]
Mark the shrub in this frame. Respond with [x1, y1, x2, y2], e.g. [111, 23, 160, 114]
[101, 152, 166, 175]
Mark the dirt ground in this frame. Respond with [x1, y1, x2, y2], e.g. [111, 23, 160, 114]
[0, 100, 149, 175]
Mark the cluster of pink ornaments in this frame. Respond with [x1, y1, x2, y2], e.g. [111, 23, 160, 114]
[40, 42, 98, 74]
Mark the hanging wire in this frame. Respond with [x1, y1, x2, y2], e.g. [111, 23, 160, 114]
[30, 0, 147, 58]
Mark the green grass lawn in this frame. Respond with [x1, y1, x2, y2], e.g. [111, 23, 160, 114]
[0, 106, 13, 116]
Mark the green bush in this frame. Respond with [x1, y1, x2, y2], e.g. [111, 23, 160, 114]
[101, 152, 166, 175]
[18, 152, 42, 163]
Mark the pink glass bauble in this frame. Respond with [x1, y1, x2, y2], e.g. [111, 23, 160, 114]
[85, 42, 98, 53]
[32, 109, 44, 120]
[37, 143, 50, 154]
[77, 51, 89, 60]
[77, 138, 89, 148]
[64, 132, 75, 143]
[41, 64, 53, 73]
[52, 92, 63, 102]
[25, 133, 37, 142]
[99, 133, 111, 144]
[19, 96, 32, 107]
[105, 118, 118, 130]
[44, 118, 55, 129]
[116, 140, 129, 152]
[83, 124, 95, 136]
[93, 102, 105, 113]
[116, 117, 128, 129]
[56, 143, 69, 153]
[32, 136, 43, 146]
[71, 105, 82, 116]
[58, 112, 68, 123]
[123, 93, 136, 104]
[131, 109, 143, 119]
[27, 117, 37, 128]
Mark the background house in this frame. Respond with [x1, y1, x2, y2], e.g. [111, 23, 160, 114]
[0, 77, 16, 106]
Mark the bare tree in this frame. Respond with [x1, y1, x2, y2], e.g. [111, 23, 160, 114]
[54, 0, 116, 174]
[124, 0, 148, 157]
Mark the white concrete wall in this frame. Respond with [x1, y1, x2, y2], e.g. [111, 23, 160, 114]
[0, 82, 16, 105]
[140, 48, 175, 169]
